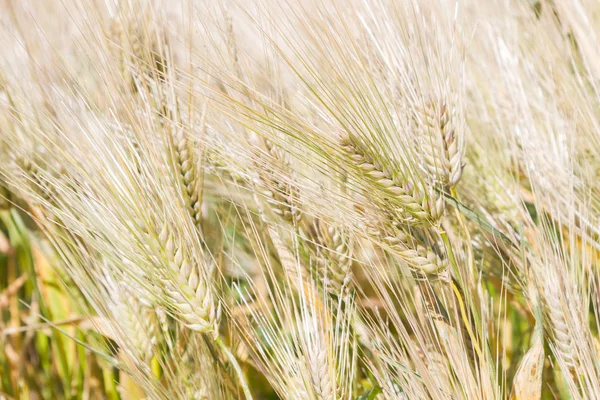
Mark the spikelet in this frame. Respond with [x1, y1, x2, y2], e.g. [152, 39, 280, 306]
[262, 177, 303, 223]
[340, 134, 444, 223]
[297, 287, 349, 400]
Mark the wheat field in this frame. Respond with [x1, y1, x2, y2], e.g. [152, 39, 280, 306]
[1, 0, 600, 399]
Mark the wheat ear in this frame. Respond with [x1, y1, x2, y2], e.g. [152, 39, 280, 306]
[155, 225, 253, 399]
[365, 217, 448, 277]
[169, 114, 205, 230]
[116, 282, 159, 363]
[14, 157, 58, 204]
[109, 9, 166, 93]
[419, 100, 465, 187]
[543, 286, 577, 369]
[306, 335, 335, 400]
[157, 226, 218, 334]
[340, 134, 444, 223]
[256, 139, 303, 224]
[307, 219, 353, 296]
[252, 137, 310, 283]
[509, 323, 544, 400]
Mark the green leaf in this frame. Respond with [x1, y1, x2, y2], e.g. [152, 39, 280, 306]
[440, 191, 522, 249]
[358, 386, 382, 400]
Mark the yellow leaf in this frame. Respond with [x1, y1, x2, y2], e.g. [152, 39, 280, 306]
[510, 330, 544, 400]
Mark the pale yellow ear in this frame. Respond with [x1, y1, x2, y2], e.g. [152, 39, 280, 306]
[510, 329, 544, 400]
[119, 369, 147, 400]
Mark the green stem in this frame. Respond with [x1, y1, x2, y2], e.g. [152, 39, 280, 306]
[439, 230, 460, 279]
[215, 336, 253, 400]
[366, 386, 382, 400]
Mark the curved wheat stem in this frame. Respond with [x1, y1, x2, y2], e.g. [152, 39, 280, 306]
[215, 336, 254, 400]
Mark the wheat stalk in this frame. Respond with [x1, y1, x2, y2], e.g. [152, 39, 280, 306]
[0, 182, 10, 211]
